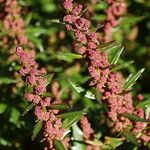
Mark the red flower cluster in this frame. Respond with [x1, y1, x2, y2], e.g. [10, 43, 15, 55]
[62, 0, 150, 145]
[103, 0, 127, 42]
[16, 47, 65, 150]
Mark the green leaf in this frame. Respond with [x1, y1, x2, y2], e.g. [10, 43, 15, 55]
[58, 52, 82, 59]
[9, 108, 20, 124]
[49, 104, 70, 110]
[100, 41, 121, 52]
[43, 73, 54, 86]
[122, 130, 139, 146]
[123, 113, 149, 122]
[0, 103, 7, 114]
[22, 103, 35, 116]
[57, 111, 85, 118]
[123, 68, 145, 90]
[111, 46, 124, 65]
[68, 80, 95, 100]
[104, 137, 123, 149]
[111, 60, 134, 72]
[40, 92, 53, 97]
[0, 77, 18, 84]
[136, 99, 150, 108]
[31, 121, 43, 140]
[62, 113, 84, 129]
[72, 124, 86, 150]
[58, 111, 85, 129]
[54, 140, 66, 150]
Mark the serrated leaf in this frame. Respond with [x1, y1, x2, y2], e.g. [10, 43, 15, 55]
[122, 130, 139, 146]
[136, 99, 150, 108]
[31, 121, 43, 140]
[111, 60, 134, 72]
[22, 103, 35, 116]
[0, 77, 18, 84]
[123, 113, 149, 122]
[68, 80, 95, 100]
[123, 68, 145, 90]
[111, 46, 124, 65]
[54, 140, 66, 150]
[49, 104, 70, 110]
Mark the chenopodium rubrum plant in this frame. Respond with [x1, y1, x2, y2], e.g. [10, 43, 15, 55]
[16, 47, 70, 150]
[61, 0, 150, 147]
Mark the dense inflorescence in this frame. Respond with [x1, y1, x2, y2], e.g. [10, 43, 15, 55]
[103, 0, 127, 42]
[62, 0, 150, 145]
[80, 117, 99, 150]
[16, 47, 66, 150]
[0, 0, 33, 62]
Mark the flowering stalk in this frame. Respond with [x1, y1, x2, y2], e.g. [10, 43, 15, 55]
[16, 47, 66, 150]
[0, 0, 33, 62]
[61, 0, 149, 145]
[103, 0, 127, 42]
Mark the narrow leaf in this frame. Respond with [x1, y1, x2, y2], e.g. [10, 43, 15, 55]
[40, 92, 53, 97]
[57, 111, 85, 118]
[68, 79, 84, 93]
[31, 121, 43, 140]
[22, 103, 35, 116]
[49, 104, 70, 110]
[111, 60, 134, 72]
[43, 73, 54, 86]
[62, 113, 84, 129]
[59, 52, 82, 59]
[136, 99, 150, 108]
[54, 140, 66, 150]
[122, 130, 139, 146]
[100, 41, 121, 52]
[123, 68, 145, 90]
[85, 90, 95, 100]
[0, 77, 18, 84]
[68, 80, 95, 99]
[123, 113, 149, 122]
[111, 46, 124, 65]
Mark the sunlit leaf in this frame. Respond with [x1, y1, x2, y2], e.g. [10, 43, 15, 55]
[68, 80, 95, 99]
[111, 46, 124, 65]
[31, 121, 43, 140]
[62, 113, 84, 129]
[22, 103, 35, 116]
[123, 68, 145, 90]
[111, 60, 134, 72]
[72, 124, 86, 150]
[54, 140, 66, 150]
[136, 99, 150, 108]
[100, 41, 121, 52]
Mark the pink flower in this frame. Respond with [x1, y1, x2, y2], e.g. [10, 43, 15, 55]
[62, 0, 73, 11]
[72, 4, 83, 16]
